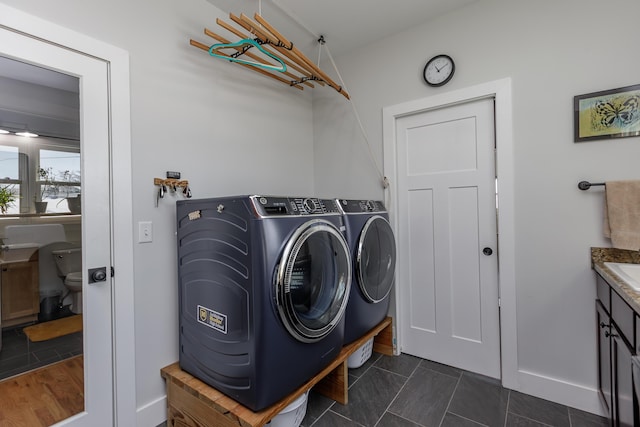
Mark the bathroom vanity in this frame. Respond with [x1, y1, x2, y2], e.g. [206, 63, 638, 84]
[0, 223, 81, 330]
[592, 248, 640, 427]
[0, 254, 39, 328]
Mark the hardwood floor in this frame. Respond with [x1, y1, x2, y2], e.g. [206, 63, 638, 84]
[0, 355, 84, 426]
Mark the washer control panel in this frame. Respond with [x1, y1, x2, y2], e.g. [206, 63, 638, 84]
[338, 199, 386, 213]
[252, 196, 341, 216]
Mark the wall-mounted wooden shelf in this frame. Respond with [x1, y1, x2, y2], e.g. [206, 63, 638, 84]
[161, 316, 393, 427]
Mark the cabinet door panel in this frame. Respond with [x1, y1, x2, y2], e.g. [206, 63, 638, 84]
[1, 261, 39, 321]
[636, 315, 639, 427]
[612, 323, 634, 427]
[636, 314, 640, 354]
[612, 290, 634, 346]
[597, 300, 612, 416]
[598, 275, 611, 313]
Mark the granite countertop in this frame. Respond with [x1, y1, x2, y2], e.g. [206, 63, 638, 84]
[591, 247, 640, 314]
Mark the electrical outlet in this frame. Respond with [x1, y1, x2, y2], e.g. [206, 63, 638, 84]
[138, 221, 153, 243]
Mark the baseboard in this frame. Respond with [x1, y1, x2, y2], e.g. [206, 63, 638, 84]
[136, 395, 167, 427]
[515, 369, 606, 417]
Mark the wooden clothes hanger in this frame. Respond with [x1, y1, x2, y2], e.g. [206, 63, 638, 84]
[190, 12, 350, 99]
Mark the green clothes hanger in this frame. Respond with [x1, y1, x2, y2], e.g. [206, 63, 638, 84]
[208, 38, 286, 73]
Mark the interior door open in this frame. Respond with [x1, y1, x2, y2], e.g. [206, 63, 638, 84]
[0, 24, 114, 426]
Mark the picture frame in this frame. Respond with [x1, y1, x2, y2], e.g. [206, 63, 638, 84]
[574, 84, 640, 142]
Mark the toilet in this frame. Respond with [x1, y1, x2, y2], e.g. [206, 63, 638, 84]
[52, 247, 83, 314]
[38, 241, 78, 319]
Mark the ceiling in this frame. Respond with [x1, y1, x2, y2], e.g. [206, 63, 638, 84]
[0, 0, 480, 89]
[204, 0, 479, 57]
[0, 0, 478, 138]
[0, 56, 78, 93]
[0, 56, 79, 139]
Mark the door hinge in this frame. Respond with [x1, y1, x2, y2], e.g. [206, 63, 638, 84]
[111, 266, 115, 277]
[498, 298, 501, 307]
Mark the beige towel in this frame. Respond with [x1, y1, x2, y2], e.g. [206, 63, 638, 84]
[604, 180, 640, 250]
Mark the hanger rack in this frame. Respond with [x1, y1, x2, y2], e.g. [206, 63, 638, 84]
[578, 180, 605, 190]
[190, 12, 350, 100]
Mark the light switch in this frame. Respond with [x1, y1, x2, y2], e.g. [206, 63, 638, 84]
[138, 221, 153, 243]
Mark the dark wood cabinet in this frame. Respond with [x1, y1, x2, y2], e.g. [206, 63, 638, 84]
[597, 300, 613, 416]
[611, 322, 634, 427]
[596, 274, 638, 427]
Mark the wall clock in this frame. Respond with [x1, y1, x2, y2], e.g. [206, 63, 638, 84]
[423, 54, 455, 87]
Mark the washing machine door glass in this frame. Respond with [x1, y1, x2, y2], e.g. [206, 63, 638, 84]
[276, 219, 351, 343]
[356, 216, 396, 303]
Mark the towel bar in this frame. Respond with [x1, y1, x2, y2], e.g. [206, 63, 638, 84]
[578, 181, 605, 190]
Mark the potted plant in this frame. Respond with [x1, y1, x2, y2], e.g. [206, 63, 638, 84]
[54, 169, 81, 214]
[35, 166, 54, 213]
[0, 185, 16, 214]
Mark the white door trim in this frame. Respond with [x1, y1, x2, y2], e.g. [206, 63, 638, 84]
[382, 78, 517, 388]
[0, 4, 136, 425]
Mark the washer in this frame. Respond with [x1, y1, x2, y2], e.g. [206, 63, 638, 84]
[338, 199, 396, 345]
[176, 195, 351, 411]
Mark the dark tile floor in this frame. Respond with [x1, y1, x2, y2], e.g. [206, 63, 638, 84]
[0, 325, 83, 380]
[156, 352, 609, 427]
[300, 353, 609, 427]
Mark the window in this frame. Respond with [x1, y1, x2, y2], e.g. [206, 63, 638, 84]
[0, 134, 80, 215]
[0, 145, 21, 214]
[38, 149, 81, 213]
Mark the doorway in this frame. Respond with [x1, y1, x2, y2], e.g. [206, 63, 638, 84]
[0, 28, 113, 426]
[0, 4, 135, 426]
[394, 98, 500, 379]
[0, 55, 85, 424]
[383, 78, 518, 387]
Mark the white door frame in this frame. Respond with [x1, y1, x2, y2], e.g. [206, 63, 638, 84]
[382, 78, 518, 389]
[0, 4, 136, 425]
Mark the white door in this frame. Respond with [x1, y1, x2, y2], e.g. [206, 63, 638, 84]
[396, 98, 501, 379]
[0, 26, 114, 425]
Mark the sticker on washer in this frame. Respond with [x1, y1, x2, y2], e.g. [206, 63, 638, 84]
[197, 305, 227, 334]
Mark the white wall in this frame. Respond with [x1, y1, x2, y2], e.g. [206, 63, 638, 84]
[1, 0, 315, 424]
[313, 0, 640, 414]
[5, 0, 640, 420]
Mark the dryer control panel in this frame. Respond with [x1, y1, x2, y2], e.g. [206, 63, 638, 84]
[338, 199, 387, 213]
[252, 196, 341, 216]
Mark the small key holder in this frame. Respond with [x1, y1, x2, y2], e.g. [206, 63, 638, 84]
[154, 175, 192, 207]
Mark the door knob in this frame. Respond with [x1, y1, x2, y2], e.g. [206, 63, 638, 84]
[482, 247, 493, 256]
[88, 267, 107, 284]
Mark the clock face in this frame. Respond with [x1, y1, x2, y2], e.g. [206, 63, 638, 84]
[423, 55, 455, 87]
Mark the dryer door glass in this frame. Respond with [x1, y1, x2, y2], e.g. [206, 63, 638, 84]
[276, 219, 351, 343]
[357, 216, 396, 303]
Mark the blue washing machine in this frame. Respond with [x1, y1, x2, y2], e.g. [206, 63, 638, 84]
[338, 199, 396, 345]
[176, 195, 351, 411]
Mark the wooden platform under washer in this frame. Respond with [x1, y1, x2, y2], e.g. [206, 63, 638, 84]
[161, 316, 393, 427]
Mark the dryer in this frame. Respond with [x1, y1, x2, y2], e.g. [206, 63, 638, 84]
[338, 199, 396, 345]
[176, 195, 351, 411]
